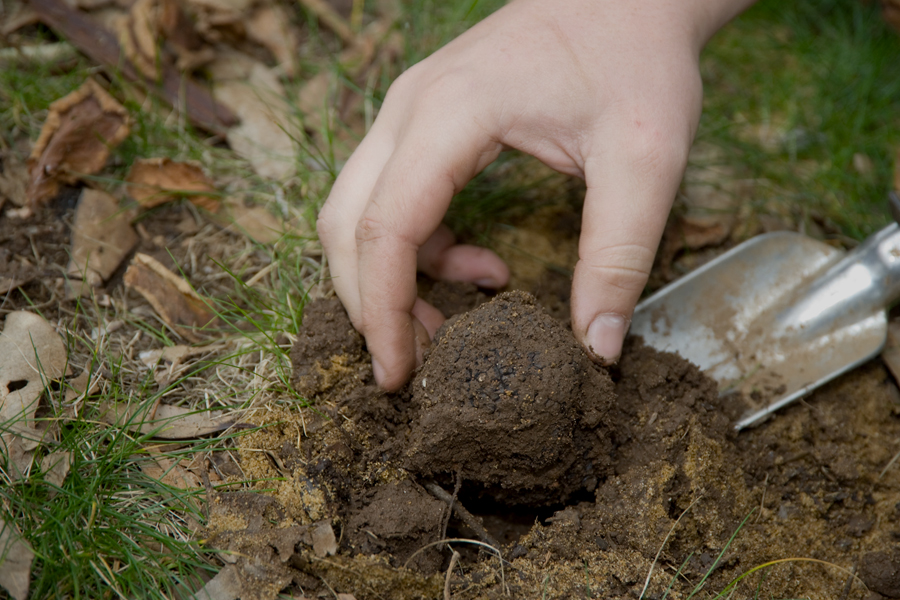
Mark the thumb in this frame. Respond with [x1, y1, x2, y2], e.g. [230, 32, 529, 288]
[571, 144, 688, 364]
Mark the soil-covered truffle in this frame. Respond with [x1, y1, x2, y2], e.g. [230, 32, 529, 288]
[404, 291, 615, 503]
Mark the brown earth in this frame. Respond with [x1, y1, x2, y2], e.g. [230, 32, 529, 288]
[230, 284, 900, 599]
[7, 192, 900, 599]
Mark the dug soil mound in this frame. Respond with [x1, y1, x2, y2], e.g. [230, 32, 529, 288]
[217, 289, 900, 600]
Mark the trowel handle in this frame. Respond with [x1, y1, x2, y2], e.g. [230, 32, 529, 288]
[845, 222, 900, 312]
[778, 222, 900, 336]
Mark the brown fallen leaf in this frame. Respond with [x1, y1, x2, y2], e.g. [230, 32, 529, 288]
[67, 188, 139, 288]
[0, 311, 68, 480]
[194, 564, 242, 600]
[126, 157, 220, 211]
[98, 401, 235, 439]
[123, 253, 217, 341]
[0, 152, 28, 207]
[211, 199, 288, 244]
[246, 4, 298, 78]
[63, 369, 100, 404]
[159, 0, 216, 72]
[140, 452, 202, 489]
[27, 78, 130, 208]
[115, 0, 160, 80]
[212, 60, 297, 180]
[40, 450, 72, 490]
[32, 0, 236, 133]
[0, 518, 34, 600]
[311, 521, 338, 557]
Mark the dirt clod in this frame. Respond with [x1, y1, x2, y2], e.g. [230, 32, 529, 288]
[405, 291, 614, 503]
[861, 551, 900, 598]
[290, 297, 369, 399]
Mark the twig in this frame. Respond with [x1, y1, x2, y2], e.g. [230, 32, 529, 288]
[444, 550, 460, 600]
[423, 481, 500, 549]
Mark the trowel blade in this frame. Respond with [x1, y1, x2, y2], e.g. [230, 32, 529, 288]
[630, 232, 888, 430]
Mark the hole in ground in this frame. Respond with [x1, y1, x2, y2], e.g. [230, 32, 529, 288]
[447, 486, 596, 550]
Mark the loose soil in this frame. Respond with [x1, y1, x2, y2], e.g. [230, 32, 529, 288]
[229, 286, 900, 599]
[8, 192, 900, 599]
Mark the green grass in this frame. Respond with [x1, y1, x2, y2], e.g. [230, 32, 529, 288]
[700, 0, 900, 239]
[2, 0, 900, 596]
[2, 377, 215, 598]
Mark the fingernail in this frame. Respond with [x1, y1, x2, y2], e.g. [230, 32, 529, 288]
[474, 277, 499, 289]
[586, 314, 627, 365]
[372, 357, 386, 385]
[413, 318, 431, 366]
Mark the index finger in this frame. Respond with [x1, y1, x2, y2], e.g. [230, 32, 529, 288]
[356, 120, 502, 389]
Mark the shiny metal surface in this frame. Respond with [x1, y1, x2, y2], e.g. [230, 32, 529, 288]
[631, 223, 900, 430]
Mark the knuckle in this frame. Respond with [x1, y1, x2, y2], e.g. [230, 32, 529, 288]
[355, 212, 389, 246]
[581, 244, 654, 294]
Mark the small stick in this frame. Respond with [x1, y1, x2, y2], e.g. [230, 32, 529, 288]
[444, 550, 460, 600]
[423, 481, 500, 549]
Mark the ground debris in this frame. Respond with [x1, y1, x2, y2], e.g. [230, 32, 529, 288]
[204, 491, 341, 600]
[26, 78, 129, 209]
[97, 401, 236, 439]
[123, 252, 218, 341]
[0, 518, 34, 600]
[0, 311, 68, 480]
[67, 188, 138, 290]
[126, 157, 220, 211]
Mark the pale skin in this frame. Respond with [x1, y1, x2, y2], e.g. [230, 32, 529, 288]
[317, 0, 756, 391]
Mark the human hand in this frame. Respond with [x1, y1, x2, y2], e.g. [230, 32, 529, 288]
[317, 0, 754, 390]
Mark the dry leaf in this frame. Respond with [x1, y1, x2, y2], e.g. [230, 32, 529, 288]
[126, 157, 219, 211]
[64, 369, 100, 403]
[0, 152, 29, 207]
[0, 7, 40, 36]
[159, 0, 216, 71]
[246, 5, 298, 78]
[212, 60, 297, 180]
[0, 311, 66, 423]
[116, 0, 161, 80]
[140, 452, 201, 489]
[40, 450, 72, 489]
[0, 312, 68, 479]
[123, 253, 216, 341]
[67, 188, 139, 287]
[311, 522, 337, 557]
[195, 565, 242, 600]
[211, 199, 287, 244]
[98, 401, 235, 439]
[27, 79, 129, 208]
[0, 518, 34, 600]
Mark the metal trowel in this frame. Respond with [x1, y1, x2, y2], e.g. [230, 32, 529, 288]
[630, 198, 900, 431]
